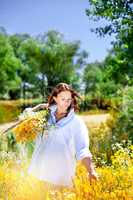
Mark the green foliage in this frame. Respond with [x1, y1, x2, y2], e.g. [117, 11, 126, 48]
[79, 95, 92, 111]
[79, 94, 122, 112]
[34, 30, 82, 93]
[86, 0, 133, 86]
[0, 34, 21, 98]
[83, 62, 103, 94]
[88, 86, 133, 165]
[7, 132, 18, 152]
[89, 121, 113, 166]
[83, 61, 123, 107]
[0, 30, 87, 99]
[87, 109, 132, 166]
[86, 0, 132, 36]
[111, 86, 133, 143]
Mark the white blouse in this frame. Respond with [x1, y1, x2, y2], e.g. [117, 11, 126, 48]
[27, 105, 92, 187]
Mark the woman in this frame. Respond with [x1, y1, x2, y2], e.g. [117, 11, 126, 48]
[27, 83, 98, 188]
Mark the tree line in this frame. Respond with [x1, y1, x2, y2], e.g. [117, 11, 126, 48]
[0, 29, 88, 100]
[0, 0, 132, 102]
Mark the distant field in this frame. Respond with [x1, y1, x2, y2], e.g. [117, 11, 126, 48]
[0, 113, 110, 134]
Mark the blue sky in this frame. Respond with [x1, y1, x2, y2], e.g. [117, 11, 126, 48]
[0, 0, 114, 62]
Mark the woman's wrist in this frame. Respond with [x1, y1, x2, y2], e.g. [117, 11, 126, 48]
[88, 161, 96, 174]
[88, 165, 96, 175]
[82, 156, 96, 174]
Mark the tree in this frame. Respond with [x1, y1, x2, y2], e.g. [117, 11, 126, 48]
[86, 0, 133, 84]
[17, 38, 41, 99]
[9, 33, 31, 58]
[0, 34, 21, 99]
[0, 30, 88, 99]
[35, 30, 86, 95]
[83, 62, 103, 94]
[103, 51, 130, 85]
[86, 0, 133, 36]
[83, 60, 120, 102]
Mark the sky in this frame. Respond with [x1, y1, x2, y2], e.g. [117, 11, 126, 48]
[0, 0, 114, 62]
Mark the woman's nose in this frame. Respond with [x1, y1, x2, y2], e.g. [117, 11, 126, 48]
[64, 99, 72, 103]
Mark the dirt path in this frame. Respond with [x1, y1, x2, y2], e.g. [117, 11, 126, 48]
[0, 113, 110, 134]
[81, 113, 110, 128]
[0, 121, 18, 134]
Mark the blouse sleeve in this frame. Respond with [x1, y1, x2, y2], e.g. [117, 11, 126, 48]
[74, 117, 92, 161]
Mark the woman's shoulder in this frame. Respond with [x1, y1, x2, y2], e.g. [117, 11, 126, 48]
[69, 114, 88, 136]
[72, 114, 86, 127]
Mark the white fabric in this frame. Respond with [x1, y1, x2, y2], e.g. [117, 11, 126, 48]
[27, 105, 92, 187]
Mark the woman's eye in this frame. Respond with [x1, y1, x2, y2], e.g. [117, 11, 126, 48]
[61, 98, 72, 102]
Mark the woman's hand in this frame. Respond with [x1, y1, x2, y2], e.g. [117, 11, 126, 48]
[88, 170, 99, 181]
[81, 156, 99, 182]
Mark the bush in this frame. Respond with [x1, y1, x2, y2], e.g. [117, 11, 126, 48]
[88, 86, 133, 166]
[79, 95, 92, 111]
[0, 99, 43, 123]
[79, 95, 122, 112]
[87, 113, 116, 166]
[0, 101, 20, 123]
[111, 86, 133, 143]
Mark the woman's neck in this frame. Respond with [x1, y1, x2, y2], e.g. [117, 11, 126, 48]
[55, 110, 68, 121]
[56, 108, 67, 114]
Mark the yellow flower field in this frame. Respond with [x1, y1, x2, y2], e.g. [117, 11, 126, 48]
[0, 147, 133, 200]
[0, 112, 133, 200]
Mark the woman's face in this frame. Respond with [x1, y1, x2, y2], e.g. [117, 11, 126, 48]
[53, 91, 72, 113]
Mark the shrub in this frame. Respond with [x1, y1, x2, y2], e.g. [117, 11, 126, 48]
[79, 95, 121, 112]
[0, 101, 20, 123]
[111, 86, 133, 143]
[0, 99, 43, 123]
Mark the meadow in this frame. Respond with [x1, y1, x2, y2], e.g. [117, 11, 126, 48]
[0, 111, 133, 200]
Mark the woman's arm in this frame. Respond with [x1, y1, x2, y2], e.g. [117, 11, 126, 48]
[28, 103, 49, 112]
[74, 117, 98, 181]
[81, 156, 98, 181]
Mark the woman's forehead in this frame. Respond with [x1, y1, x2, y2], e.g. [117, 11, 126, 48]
[58, 91, 72, 97]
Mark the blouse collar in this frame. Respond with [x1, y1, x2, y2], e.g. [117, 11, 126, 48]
[49, 104, 75, 127]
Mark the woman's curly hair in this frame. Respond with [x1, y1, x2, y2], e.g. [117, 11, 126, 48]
[48, 83, 81, 111]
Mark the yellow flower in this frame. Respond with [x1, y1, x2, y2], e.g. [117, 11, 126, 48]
[12, 110, 49, 143]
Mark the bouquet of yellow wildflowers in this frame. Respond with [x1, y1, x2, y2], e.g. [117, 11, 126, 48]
[11, 108, 50, 143]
